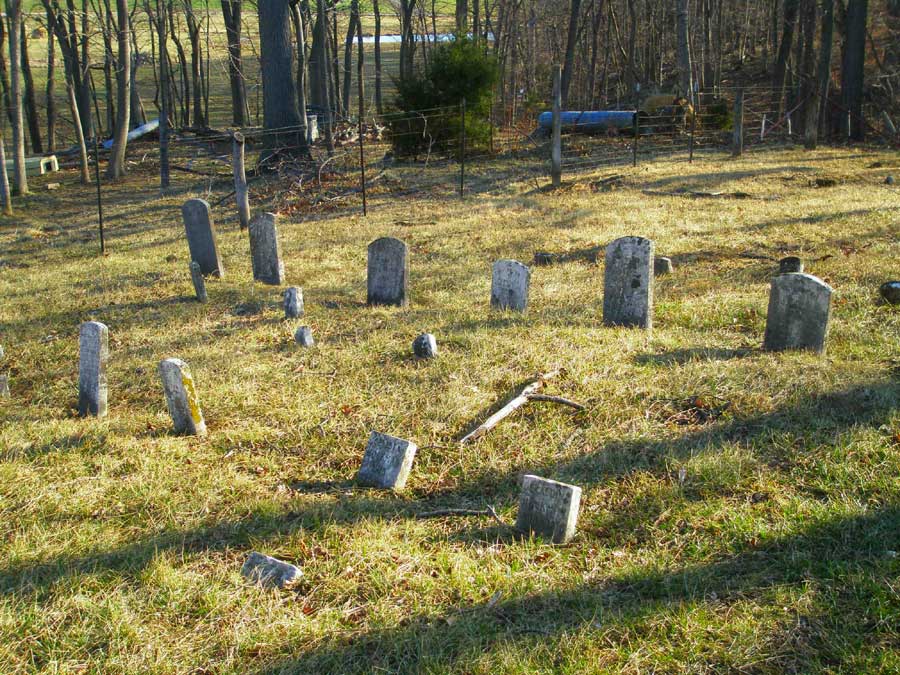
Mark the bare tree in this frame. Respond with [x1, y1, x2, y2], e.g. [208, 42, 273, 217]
[5, 0, 27, 195]
[106, 0, 130, 179]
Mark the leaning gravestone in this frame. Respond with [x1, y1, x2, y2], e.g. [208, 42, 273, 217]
[158, 358, 207, 435]
[357, 431, 417, 490]
[241, 552, 303, 589]
[603, 236, 654, 330]
[249, 212, 285, 285]
[181, 198, 224, 277]
[763, 273, 832, 354]
[491, 260, 530, 312]
[78, 321, 108, 417]
[190, 261, 207, 302]
[284, 287, 304, 318]
[367, 237, 408, 307]
[516, 474, 582, 544]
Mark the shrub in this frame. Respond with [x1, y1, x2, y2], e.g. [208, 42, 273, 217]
[387, 38, 498, 159]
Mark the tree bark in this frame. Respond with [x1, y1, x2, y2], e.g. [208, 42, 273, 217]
[20, 20, 42, 153]
[6, 0, 27, 195]
[221, 0, 247, 125]
[373, 0, 382, 114]
[258, 0, 306, 153]
[560, 0, 581, 108]
[106, 0, 130, 179]
[772, 0, 800, 119]
[840, 0, 867, 140]
[45, 11, 57, 150]
[676, 0, 693, 102]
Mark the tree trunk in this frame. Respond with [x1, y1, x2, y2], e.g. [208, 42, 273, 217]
[798, 0, 817, 140]
[288, 0, 308, 139]
[840, 0, 867, 140]
[373, 0, 382, 114]
[772, 0, 800, 119]
[20, 20, 42, 153]
[815, 0, 834, 140]
[456, 0, 467, 33]
[46, 11, 57, 150]
[6, 0, 27, 195]
[221, 0, 247, 125]
[67, 78, 89, 183]
[342, 0, 358, 119]
[676, 0, 693, 102]
[258, 0, 306, 153]
[106, 0, 130, 179]
[560, 0, 581, 108]
[0, 130, 11, 214]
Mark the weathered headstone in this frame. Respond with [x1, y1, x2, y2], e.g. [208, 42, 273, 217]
[78, 321, 108, 417]
[603, 236, 654, 330]
[241, 552, 303, 589]
[249, 212, 285, 285]
[284, 287, 304, 318]
[357, 431, 417, 490]
[158, 358, 207, 436]
[307, 115, 319, 144]
[879, 281, 900, 305]
[413, 333, 437, 358]
[181, 198, 224, 277]
[367, 237, 408, 307]
[491, 260, 531, 312]
[778, 256, 804, 274]
[515, 474, 582, 544]
[294, 326, 314, 347]
[763, 273, 832, 354]
[190, 261, 207, 303]
[654, 256, 674, 276]
[0, 374, 8, 397]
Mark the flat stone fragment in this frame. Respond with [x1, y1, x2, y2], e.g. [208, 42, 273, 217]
[516, 474, 582, 544]
[0, 374, 8, 397]
[78, 321, 109, 417]
[603, 236, 654, 330]
[491, 260, 530, 312]
[367, 237, 408, 307]
[654, 256, 674, 276]
[880, 281, 900, 305]
[294, 326, 314, 347]
[284, 287, 304, 318]
[249, 212, 285, 285]
[778, 256, 804, 274]
[413, 333, 437, 358]
[158, 358, 207, 436]
[190, 261, 207, 302]
[181, 198, 224, 277]
[357, 431, 417, 490]
[241, 552, 303, 589]
[763, 273, 832, 354]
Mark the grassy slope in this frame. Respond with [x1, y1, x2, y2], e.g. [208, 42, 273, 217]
[0, 146, 899, 674]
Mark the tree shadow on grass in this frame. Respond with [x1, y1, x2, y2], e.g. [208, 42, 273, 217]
[635, 347, 755, 366]
[248, 504, 900, 674]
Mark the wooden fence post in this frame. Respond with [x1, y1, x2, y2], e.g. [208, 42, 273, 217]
[233, 132, 250, 230]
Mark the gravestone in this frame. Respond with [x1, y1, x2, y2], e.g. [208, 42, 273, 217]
[515, 474, 582, 544]
[0, 374, 8, 397]
[190, 261, 207, 302]
[294, 326, 314, 347]
[763, 273, 832, 353]
[603, 236, 654, 330]
[284, 287, 304, 318]
[158, 358, 207, 436]
[357, 431, 417, 490]
[654, 256, 674, 276]
[779, 256, 804, 274]
[241, 552, 303, 589]
[367, 237, 408, 307]
[491, 260, 530, 312]
[249, 212, 285, 285]
[181, 198, 224, 277]
[413, 333, 437, 358]
[78, 321, 108, 417]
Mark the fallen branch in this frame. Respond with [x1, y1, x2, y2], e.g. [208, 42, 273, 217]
[415, 505, 507, 528]
[458, 370, 560, 445]
[526, 394, 586, 411]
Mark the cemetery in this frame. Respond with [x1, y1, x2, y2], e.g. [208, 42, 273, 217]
[0, 141, 897, 672]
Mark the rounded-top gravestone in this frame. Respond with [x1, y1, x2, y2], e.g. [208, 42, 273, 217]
[367, 237, 409, 307]
[603, 236, 654, 330]
[491, 260, 530, 312]
[763, 273, 832, 354]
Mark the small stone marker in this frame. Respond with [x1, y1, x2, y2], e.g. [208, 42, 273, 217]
[158, 358, 207, 436]
[763, 273, 832, 354]
[181, 198, 224, 277]
[284, 287, 304, 318]
[880, 281, 900, 305]
[603, 236, 654, 330]
[189, 261, 207, 302]
[778, 256, 804, 274]
[0, 344, 4, 359]
[0, 374, 8, 397]
[78, 321, 109, 417]
[654, 256, 674, 276]
[294, 326, 314, 347]
[886, 175, 895, 185]
[249, 212, 285, 285]
[491, 260, 530, 312]
[413, 333, 437, 358]
[241, 552, 303, 589]
[516, 474, 581, 544]
[367, 237, 408, 307]
[357, 431, 417, 490]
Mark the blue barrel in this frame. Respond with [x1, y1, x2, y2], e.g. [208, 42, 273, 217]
[538, 110, 636, 133]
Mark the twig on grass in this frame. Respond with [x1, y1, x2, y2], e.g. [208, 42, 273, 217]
[526, 394, 586, 411]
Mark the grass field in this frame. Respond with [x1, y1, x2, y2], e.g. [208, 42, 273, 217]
[0, 145, 899, 674]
